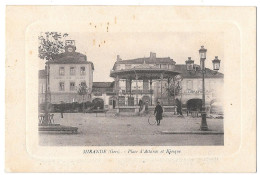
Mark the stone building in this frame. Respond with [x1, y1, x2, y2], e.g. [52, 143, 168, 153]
[174, 62, 224, 113]
[41, 41, 94, 104]
[109, 52, 224, 114]
[38, 70, 46, 104]
[110, 52, 179, 109]
[92, 82, 116, 109]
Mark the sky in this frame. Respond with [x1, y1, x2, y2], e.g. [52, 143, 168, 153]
[39, 31, 224, 82]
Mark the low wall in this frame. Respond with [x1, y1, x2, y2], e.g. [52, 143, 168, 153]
[116, 105, 177, 115]
[117, 106, 139, 113]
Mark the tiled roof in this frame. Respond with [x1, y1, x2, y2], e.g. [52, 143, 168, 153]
[51, 51, 87, 61]
[47, 52, 94, 70]
[117, 57, 175, 64]
[174, 64, 224, 79]
[93, 82, 114, 88]
[39, 69, 46, 79]
[113, 57, 175, 70]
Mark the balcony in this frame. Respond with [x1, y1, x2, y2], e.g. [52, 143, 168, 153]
[121, 89, 153, 94]
[110, 65, 175, 73]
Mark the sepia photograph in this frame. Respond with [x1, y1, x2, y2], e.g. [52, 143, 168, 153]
[5, 5, 256, 172]
[38, 32, 224, 146]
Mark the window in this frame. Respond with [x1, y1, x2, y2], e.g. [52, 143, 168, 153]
[70, 67, 75, 75]
[59, 82, 65, 91]
[59, 67, 65, 76]
[70, 82, 75, 91]
[187, 80, 193, 90]
[80, 67, 86, 75]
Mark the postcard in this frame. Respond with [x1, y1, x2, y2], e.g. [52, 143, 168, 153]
[5, 6, 256, 172]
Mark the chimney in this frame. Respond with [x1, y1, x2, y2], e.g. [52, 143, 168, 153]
[150, 52, 156, 59]
[117, 55, 122, 61]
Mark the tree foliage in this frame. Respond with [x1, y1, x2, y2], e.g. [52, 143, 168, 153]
[77, 84, 90, 113]
[38, 32, 69, 60]
[77, 84, 89, 96]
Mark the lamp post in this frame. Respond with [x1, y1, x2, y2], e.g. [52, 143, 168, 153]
[42, 62, 51, 125]
[185, 46, 221, 131]
[199, 46, 208, 131]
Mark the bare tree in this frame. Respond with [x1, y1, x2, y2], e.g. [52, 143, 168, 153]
[77, 84, 90, 113]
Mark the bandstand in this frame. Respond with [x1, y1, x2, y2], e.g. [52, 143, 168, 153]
[110, 61, 180, 114]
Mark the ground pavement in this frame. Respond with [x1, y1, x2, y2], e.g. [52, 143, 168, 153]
[39, 113, 224, 146]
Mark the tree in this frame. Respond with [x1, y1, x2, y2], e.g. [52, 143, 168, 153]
[166, 79, 183, 115]
[38, 32, 69, 125]
[38, 32, 68, 61]
[77, 84, 90, 113]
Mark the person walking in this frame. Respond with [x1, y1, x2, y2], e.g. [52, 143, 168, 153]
[60, 101, 64, 118]
[138, 99, 143, 112]
[113, 99, 116, 109]
[145, 100, 149, 114]
[176, 98, 183, 116]
[154, 101, 163, 125]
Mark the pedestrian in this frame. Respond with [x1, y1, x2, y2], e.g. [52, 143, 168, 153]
[113, 99, 116, 109]
[60, 101, 64, 118]
[145, 100, 149, 114]
[176, 98, 183, 116]
[138, 99, 143, 112]
[154, 101, 163, 125]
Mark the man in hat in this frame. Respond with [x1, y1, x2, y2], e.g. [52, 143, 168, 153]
[154, 101, 163, 125]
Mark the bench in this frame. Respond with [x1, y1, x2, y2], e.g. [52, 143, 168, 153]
[38, 113, 54, 125]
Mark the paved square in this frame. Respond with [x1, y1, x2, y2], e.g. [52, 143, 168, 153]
[39, 113, 224, 146]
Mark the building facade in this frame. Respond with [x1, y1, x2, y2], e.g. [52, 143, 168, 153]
[41, 42, 94, 104]
[92, 82, 116, 109]
[174, 64, 224, 112]
[110, 52, 179, 107]
[38, 45, 223, 114]
[38, 70, 47, 104]
[109, 53, 224, 114]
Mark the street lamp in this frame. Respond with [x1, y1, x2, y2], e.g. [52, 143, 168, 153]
[212, 56, 221, 71]
[185, 57, 194, 71]
[199, 46, 208, 131]
[185, 46, 221, 131]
